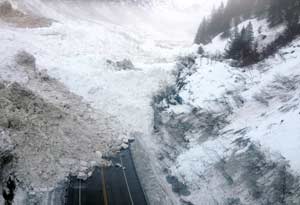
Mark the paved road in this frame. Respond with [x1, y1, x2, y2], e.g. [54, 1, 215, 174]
[66, 149, 148, 205]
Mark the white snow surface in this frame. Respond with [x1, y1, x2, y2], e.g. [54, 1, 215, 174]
[169, 37, 300, 203]
[0, 0, 223, 135]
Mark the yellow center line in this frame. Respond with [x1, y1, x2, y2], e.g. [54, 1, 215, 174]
[101, 167, 109, 205]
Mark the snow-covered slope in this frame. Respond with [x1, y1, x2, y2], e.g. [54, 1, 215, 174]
[153, 34, 300, 204]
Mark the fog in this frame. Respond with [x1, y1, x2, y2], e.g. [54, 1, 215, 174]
[18, 0, 224, 42]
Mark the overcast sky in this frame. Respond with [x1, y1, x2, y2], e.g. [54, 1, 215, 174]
[145, 0, 226, 41]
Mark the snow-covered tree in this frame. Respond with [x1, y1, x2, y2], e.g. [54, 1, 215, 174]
[225, 22, 258, 65]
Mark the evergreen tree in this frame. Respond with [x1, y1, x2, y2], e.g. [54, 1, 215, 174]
[225, 22, 258, 65]
[194, 17, 210, 44]
[194, 0, 263, 45]
[225, 26, 241, 60]
[195, 0, 299, 64]
[246, 22, 254, 44]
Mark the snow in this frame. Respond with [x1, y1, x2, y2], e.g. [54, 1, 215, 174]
[0, 61, 121, 191]
[203, 18, 287, 55]
[0, 0, 222, 203]
[1, 2, 174, 137]
[233, 103, 300, 170]
[178, 59, 241, 110]
[0, 0, 229, 143]
[0, 0, 226, 139]
[2, 0, 300, 204]
[203, 32, 228, 54]
[166, 36, 300, 204]
[174, 36, 300, 169]
[228, 41, 300, 171]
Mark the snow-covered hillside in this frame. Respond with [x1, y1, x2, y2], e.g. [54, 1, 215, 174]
[153, 33, 300, 204]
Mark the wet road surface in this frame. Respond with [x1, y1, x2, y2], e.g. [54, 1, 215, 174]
[66, 149, 148, 205]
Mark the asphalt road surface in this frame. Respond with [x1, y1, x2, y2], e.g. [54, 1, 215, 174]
[66, 149, 148, 205]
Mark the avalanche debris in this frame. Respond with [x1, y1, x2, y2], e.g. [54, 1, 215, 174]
[0, 51, 124, 203]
